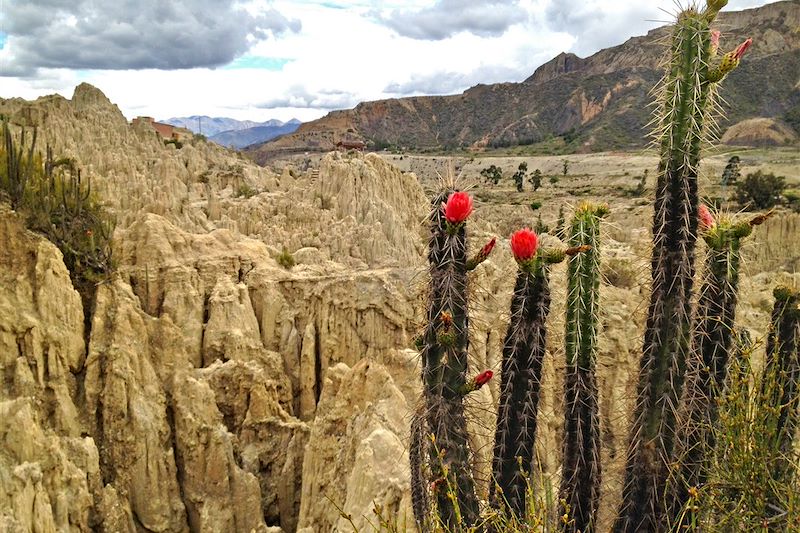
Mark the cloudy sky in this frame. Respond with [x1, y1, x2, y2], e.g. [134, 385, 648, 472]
[0, 0, 776, 123]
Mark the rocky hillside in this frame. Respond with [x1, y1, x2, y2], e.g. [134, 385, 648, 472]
[246, 0, 800, 163]
[0, 84, 431, 532]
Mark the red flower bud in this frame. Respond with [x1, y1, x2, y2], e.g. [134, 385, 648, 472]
[474, 370, 494, 388]
[732, 37, 752, 60]
[443, 191, 473, 224]
[481, 237, 496, 257]
[699, 204, 715, 230]
[510, 228, 539, 262]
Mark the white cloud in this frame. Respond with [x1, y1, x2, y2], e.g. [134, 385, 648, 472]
[0, 0, 300, 73]
[376, 0, 529, 40]
[0, 0, 779, 122]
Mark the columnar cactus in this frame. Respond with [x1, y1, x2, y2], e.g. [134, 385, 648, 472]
[490, 229, 573, 519]
[560, 203, 608, 533]
[667, 208, 768, 527]
[415, 190, 481, 529]
[410, 411, 431, 532]
[763, 286, 800, 485]
[615, 1, 751, 529]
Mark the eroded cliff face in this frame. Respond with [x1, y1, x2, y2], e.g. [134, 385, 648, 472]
[1, 85, 797, 533]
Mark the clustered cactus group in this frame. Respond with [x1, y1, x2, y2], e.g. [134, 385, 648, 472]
[410, 1, 799, 531]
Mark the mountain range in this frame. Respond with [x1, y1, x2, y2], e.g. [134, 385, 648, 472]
[245, 0, 799, 163]
[163, 116, 302, 149]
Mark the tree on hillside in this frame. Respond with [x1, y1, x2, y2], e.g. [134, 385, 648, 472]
[528, 168, 542, 191]
[511, 162, 528, 192]
[480, 164, 503, 186]
[736, 170, 786, 209]
[721, 155, 741, 186]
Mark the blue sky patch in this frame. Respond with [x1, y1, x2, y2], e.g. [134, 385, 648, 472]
[224, 56, 292, 70]
[0, 32, 6, 50]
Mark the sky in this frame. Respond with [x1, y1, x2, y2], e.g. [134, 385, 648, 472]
[0, 0, 777, 123]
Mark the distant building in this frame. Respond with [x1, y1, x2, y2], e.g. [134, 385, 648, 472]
[132, 116, 191, 141]
[335, 139, 366, 151]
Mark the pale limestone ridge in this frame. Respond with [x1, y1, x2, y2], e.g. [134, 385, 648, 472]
[1, 84, 430, 533]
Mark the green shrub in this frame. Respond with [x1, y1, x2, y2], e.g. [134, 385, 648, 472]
[735, 170, 786, 210]
[164, 138, 183, 149]
[235, 183, 258, 198]
[784, 189, 800, 212]
[276, 248, 295, 269]
[480, 164, 503, 185]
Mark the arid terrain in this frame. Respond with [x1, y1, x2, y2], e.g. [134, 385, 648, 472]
[0, 82, 798, 532]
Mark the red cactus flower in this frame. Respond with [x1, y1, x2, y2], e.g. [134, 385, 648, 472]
[510, 228, 539, 262]
[732, 37, 752, 60]
[443, 191, 473, 224]
[474, 370, 494, 388]
[699, 204, 715, 230]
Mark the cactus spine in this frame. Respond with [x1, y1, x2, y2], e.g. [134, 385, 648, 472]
[490, 233, 565, 519]
[667, 213, 763, 527]
[416, 190, 480, 529]
[560, 203, 607, 533]
[615, 3, 729, 530]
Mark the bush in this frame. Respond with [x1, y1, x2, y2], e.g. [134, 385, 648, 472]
[735, 170, 786, 210]
[276, 248, 295, 269]
[480, 164, 503, 186]
[784, 189, 800, 212]
[235, 184, 258, 198]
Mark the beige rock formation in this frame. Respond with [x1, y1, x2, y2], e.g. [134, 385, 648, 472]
[721, 117, 799, 146]
[0, 209, 99, 532]
[297, 360, 415, 532]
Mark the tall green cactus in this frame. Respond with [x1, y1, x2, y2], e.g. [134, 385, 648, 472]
[2, 121, 37, 209]
[615, 2, 750, 529]
[410, 411, 431, 532]
[763, 286, 800, 487]
[667, 210, 767, 528]
[490, 229, 572, 519]
[560, 203, 607, 533]
[416, 190, 480, 529]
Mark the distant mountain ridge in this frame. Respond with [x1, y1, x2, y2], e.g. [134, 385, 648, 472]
[246, 1, 799, 163]
[163, 116, 300, 137]
[211, 122, 302, 149]
[163, 116, 301, 149]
